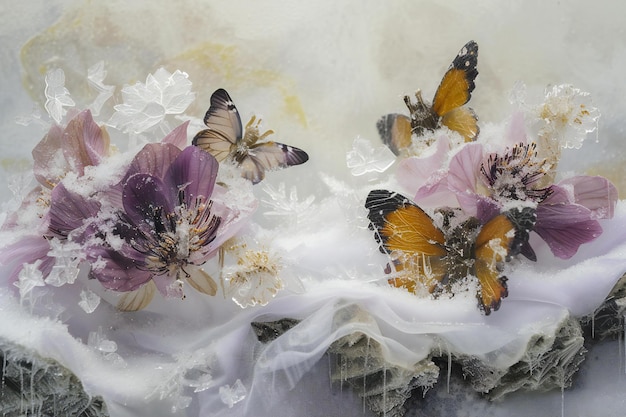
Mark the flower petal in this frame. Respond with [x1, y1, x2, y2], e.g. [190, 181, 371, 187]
[504, 111, 528, 147]
[413, 173, 459, 208]
[558, 175, 618, 219]
[62, 109, 110, 175]
[88, 247, 152, 292]
[164, 146, 219, 204]
[48, 183, 101, 240]
[122, 174, 174, 230]
[125, 143, 181, 180]
[32, 124, 66, 188]
[0, 236, 54, 286]
[396, 135, 451, 196]
[534, 202, 603, 259]
[448, 142, 484, 195]
[162, 121, 189, 149]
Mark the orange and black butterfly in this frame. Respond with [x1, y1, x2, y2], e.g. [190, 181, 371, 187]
[365, 189, 535, 314]
[377, 40, 479, 156]
[193, 88, 309, 184]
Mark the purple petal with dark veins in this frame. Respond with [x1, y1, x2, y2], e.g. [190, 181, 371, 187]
[558, 176, 618, 219]
[122, 173, 175, 231]
[534, 201, 603, 259]
[125, 143, 181, 180]
[164, 145, 218, 205]
[48, 183, 101, 240]
[87, 247, 152, 292]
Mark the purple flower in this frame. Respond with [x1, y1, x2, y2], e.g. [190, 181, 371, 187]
[445, 143, 617, 259]
[89, 144, 253, 299]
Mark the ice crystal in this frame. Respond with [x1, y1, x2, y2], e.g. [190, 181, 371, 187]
[261, 182, 315, 224]
[87, 61, 115, 116]
[45, 239, 82, 287]
[44, 68, 75, 124]
[13, 260, 45, 299]
[148, 348, 215, 411]
[78, 289, 101, 313]
[15, 105, 48, 128]
[108, 68, 195, 135]
[219, 379, 247, 408]
[346, 137, 395, 177]
[87, 327, 126, 367]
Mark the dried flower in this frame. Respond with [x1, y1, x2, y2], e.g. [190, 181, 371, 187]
[224, 243, 284, 308]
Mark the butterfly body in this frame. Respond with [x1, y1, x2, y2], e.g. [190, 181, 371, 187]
[378, 41, 479, 156]
[365, 189, 535, 314]
[193, 89, 308, 184]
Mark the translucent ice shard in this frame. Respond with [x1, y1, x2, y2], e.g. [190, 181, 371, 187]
[219, 379, 247, 408]
[87, 327, 118, 354]
[346, 137, 395, 176]
[13, 260, 45, 299]
[87, 61, 115, 116]
[45, 240, 82, 287]
[261, 182, 315, 223]
[78, 289, 101, 314]
[44, 68, 75, 124]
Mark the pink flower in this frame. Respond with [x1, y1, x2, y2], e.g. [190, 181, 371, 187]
[446, 143, 617, 259]
[32, 109, 110, 188]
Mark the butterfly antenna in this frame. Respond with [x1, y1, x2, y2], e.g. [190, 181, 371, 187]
[403, 90, 427, 114]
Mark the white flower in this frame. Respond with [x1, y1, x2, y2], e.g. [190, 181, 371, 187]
[224, 246, 284, 308]
[44, 68, 75, 124]
[108, 68, 195, 134]
[536, 84, 599, 150]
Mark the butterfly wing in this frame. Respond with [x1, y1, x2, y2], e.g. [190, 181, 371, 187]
[376, 113, 413, 156]
[192, 88, 242, 162]
[432, 40, 479, 122]
[474, 207, 536, 314]
[239, 141, 309, 184]
[365, 190, 447, 292]
[440, 107, 479, 142]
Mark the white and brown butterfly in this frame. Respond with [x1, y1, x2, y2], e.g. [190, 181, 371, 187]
[193, 88, 309, 184]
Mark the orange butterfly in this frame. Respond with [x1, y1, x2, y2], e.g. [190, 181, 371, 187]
[377, 41, 479, 155]
[365, 190, 535, 314]
[193, 89, 309, 184]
